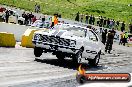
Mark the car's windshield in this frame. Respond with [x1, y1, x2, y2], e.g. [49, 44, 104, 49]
[64, 27, 86, 37]
[53, 24, 86, 37]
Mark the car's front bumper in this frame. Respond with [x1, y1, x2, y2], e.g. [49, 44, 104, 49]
[32, 41, 79, 54]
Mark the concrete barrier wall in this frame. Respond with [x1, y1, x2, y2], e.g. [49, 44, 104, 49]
[0, 22, 38, 41]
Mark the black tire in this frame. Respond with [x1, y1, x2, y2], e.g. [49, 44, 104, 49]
[18, 20, 23, 25]
[34, 47, 43, 57]
[56, 52, 65, 61]
[73, 49, 83, 64]
[76, 74, 87, 84]
[88, 53, 100, 66]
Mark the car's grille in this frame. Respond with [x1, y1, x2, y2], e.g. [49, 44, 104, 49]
[42, 35, 70, 46]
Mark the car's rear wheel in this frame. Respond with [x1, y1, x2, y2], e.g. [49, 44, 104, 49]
[34, 47, 43, 57]
[56, 52, 65, 61]
[88, 52, 100, 66]
[73, 49, 83, 64]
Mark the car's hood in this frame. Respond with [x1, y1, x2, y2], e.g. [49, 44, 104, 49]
[35, 29, 83, 40]
[34, 29, 56, 36]
[53, 30, 83, 40]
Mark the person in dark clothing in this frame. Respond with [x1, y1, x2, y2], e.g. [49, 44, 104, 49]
[22, 12, 26, 18]
[5, 10, 10, 23]
[85, 14, 89, 24]
[24, 13, 29, 26]
[103, 17, 107, 27]
[89, 15, 92, 24]
[97, 17, 100, 26]
[107, 18, 110, 28]
[116, 21, 120, 26]
[92, 15, 95, 25]
[105, 28, 116, 53]
[42, 16, 45, 23]
[100, 16, 103, 27]
[75, 12, 79, 22]
[115, 20, 120, 30]
[121, 21, 125, 32]
[102, 29, 107, 45]
[58, 14, 61, 18]
[29, 12, 34, 24]
[129, 23, 132, 34]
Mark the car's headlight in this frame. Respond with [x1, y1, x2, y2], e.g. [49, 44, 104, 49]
[70, 40, 76, 46]
[34, 34, 41, 40]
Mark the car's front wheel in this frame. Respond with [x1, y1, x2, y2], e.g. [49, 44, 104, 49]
[34, 47, 43, 57]
[56, 52, 65, 61]
[88, 52, 101, 66]
[73, 49, 83, 64]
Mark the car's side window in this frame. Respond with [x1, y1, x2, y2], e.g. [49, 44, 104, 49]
[88, 30, 98, 42]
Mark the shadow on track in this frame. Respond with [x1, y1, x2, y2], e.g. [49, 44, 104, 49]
[34, 58, 108, 71]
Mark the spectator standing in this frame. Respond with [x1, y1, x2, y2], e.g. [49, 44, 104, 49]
[54, 14, 58, 25]
[123, 32, 128, 46]
[51, 14, 58, 28]
[121, 21, 125, 32]
[103, 17, 107, 27]
[109, 19, 113, 29]
[22, 12, 26, 18]
[92, 15, 95, 25]
[89, 15, 92, 24]
[119, 32, 124, 45]
[105, 28, 116, 53]
[35, 3, 37, 12]
[112, 19, 115, 28]
[116, 20, 120, 26]
[58, 14, 61, 18]
[37, 4, 40, 12]
[97, 17, 100, 26]
[80, 14, 83, 22]
[42, 16, 45, 24]
[32, 16, 37, 23]
[22, 12, 26, 24]
[29, 12, 34, 24]
[115, 20, 120, 30]
[85, 14, 89, 24]
[5, 10, 10, 23]
[129, 23, 132, 33]
[75, 12, 79, 22]
[100, 16, 103, 27]
[107, 18, 110, 28]
[24, 13, 29, 26]
[102, 29, 107, 45]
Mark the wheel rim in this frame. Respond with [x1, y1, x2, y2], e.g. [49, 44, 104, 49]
[95, 55, 100, 64]
[78, 51, 82, 63]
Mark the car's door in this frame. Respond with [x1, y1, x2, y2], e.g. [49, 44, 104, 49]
[82, 30, 100, 59]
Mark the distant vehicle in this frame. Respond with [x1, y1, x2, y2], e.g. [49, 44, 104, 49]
[31, 20, 50, 29]
[8, 10, 25, 24]
[0, 7, 6, 15]
[32, 23, 105, 66]
[0, 9, 25, 24]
